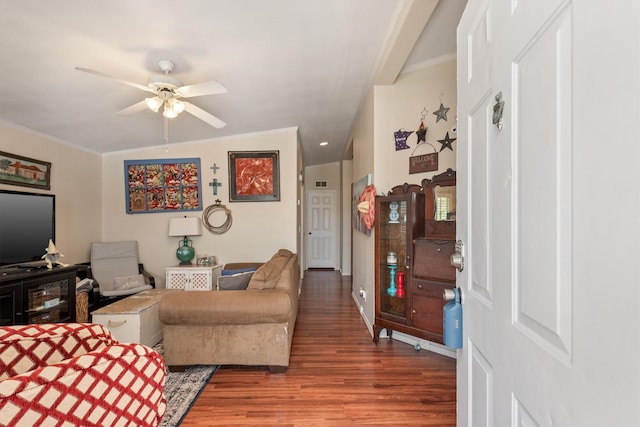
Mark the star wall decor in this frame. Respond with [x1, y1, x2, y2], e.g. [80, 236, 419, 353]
[394, 129, 413, 151]
[416, 121, 427, 143]
[433, 102, 450, 122]
[437, 132, 457, 152]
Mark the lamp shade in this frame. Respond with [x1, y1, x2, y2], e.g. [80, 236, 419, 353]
[168, 217, 202, 237]
[145, 97, 163, 113]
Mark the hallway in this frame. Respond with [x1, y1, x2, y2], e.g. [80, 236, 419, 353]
[182, 270, 456, 426]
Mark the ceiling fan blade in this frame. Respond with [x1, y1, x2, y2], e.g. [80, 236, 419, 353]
[184, 102, 226, 128]
[75, 67, 154, 94]
[176, 80, 227, 98]
[117, 100, 149, 115]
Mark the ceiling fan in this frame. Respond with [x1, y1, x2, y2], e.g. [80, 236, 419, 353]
[75, 59, 227, 128]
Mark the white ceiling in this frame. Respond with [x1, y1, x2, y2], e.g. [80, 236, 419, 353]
[0, 1, 465, 166]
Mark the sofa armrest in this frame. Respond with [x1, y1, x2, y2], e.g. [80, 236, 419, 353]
[0, 323, 118, 380]
[0, 343, 166, 426]
[159, 290, 291, 325]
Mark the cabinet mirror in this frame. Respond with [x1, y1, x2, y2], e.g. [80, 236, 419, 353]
[434, 185, 456, 221]
[422, 168, 456, 238]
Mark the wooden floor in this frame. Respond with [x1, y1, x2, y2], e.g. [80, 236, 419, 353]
[181, 270, 456, 426]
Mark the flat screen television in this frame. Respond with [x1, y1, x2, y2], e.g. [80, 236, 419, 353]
[0, 189, 55, 267]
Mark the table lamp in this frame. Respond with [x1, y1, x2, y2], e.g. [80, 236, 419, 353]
[168, 216, 202, 265]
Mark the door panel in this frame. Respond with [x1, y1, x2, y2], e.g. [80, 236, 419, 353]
[512, 5, 573, 363]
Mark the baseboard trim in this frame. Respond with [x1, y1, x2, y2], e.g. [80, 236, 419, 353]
[351, 291, 456, 359]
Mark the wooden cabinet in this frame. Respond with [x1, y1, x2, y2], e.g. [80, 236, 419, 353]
[0, 266, 77, 325]
[373, 188, 425, 343]
[411, 169, 457, 344]
[373, 169, 457, 345]
[165, 264, 222, 290]
[411, 239, 456, 343]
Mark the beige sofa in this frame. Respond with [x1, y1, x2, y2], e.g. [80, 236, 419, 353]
[158, 250, 300, 373]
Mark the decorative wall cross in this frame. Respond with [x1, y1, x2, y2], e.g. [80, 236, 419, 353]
[209, 163, 222, 195]
[209, 178, 222, 195]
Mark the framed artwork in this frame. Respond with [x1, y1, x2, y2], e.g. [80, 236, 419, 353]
[228, 151, 280, 202]
[0, 151, 51, 190]
[124, 158, 202, 214]
[352, 174, 372, 236]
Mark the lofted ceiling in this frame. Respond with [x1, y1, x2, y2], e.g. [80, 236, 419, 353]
[0, 1, 465, 166]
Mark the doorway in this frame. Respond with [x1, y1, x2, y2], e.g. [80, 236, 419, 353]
[305, 190, 337, 269]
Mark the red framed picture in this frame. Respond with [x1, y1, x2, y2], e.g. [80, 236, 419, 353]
[228, 151, 280, 202]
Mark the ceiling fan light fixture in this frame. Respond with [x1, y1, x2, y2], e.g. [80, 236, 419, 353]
[163, 103, 179, 119]
[171, 99, 185, 114]
[162, 99, 185, 119]
[145, 97, 162, 112]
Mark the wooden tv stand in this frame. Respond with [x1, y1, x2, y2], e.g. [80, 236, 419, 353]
[0, 265, 77, 326]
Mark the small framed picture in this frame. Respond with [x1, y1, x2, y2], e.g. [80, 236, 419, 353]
[228, 151, 280, 202]
[0, 151, 52, 190]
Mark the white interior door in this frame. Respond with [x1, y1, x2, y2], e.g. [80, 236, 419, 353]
[306, 190, 337, 269]
[457, 0, 640, 425]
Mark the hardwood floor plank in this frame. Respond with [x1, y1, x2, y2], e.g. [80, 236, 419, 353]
[180, 270, 456, 426]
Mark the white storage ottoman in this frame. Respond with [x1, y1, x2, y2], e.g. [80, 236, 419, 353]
[91, 289, 179, 347]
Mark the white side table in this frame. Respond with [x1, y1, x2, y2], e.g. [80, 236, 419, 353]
[165, 264, 222, 291]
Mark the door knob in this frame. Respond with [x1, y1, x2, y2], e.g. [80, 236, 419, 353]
[450, 240, 464, 272]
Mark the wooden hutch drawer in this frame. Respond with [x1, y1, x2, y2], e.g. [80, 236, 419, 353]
[412, 279, 451, 298]
[413, 238, 456, 282]
[410, 280, 453, 341]
[411, 293, 446, 340]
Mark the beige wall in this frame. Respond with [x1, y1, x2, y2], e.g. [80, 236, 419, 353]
[341, 159, 353, 276]
[0, 124, 102, 264]
[0, 124, 299, 287]
[101, 127, 300, 287]
[296, 131, 304, 277]
[376, 58, 457, 194]
[305, 162, 341, 192]
[350, 88, 377, 328]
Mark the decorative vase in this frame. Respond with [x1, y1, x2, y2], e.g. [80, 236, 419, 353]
[387, 265, 397, 297]
[396, 272, 405, 298]
[389, 201, 400, 223]
[176, 237, 195, 265]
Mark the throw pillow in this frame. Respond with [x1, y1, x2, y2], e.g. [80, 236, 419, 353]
[113, 274, 146, 290]
[217, 271, 254, 290]
[247, 251, 291, 290]
[221, 266, 258, 276]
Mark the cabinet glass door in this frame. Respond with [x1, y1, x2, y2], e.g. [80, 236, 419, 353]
[377, 198, 409, 320]
[25, 279, 71, 324]
[0, 284, 20, 326]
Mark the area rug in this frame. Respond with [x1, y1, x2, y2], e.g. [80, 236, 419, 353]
[153, 342, 218, 427]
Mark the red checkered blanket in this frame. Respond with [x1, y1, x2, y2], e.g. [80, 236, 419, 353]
[0, 323, 166, 426]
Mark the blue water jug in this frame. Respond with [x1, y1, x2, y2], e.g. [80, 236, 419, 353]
[443, 288, 462, 349]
